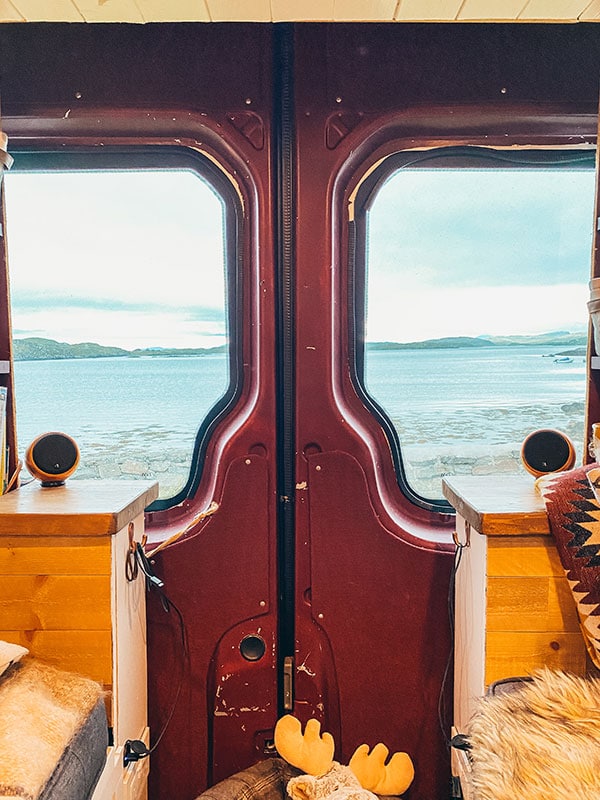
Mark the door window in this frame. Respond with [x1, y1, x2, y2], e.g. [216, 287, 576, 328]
[4, 154, 236, 505]
[359, 149, 596, 503]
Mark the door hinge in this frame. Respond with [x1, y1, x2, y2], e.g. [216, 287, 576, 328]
[283, 655, 294, 710]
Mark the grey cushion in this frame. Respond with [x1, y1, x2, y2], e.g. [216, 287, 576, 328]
[39, 698, 108, 800]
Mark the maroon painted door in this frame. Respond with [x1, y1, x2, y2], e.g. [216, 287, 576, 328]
[145, 24, 456, 800]
[289, 27, 455, 800]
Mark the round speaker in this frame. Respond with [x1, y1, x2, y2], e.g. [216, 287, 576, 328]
[25, 432, 80, 487]
[521, 429, 575, 478]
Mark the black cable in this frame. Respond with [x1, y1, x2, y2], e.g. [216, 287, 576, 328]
[438, 543, 464, 749]
[123, 549, 188, 767]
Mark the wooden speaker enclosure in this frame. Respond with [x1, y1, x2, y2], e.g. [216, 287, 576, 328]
[25, 432, 80, 486]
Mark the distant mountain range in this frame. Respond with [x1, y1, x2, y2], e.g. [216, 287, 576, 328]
[12, 337, 227, 361]
[10, 332, 589, 361]
[366, 331, 587, 351]
[12, 332, 589, 361]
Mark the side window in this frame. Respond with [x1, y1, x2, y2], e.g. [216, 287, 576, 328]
[357, 148, 596, 506]
[3, 152, 236, 507]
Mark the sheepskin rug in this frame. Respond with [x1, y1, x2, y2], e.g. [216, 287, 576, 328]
[0, 659, 103, 800]
[468, 669, 600, 800]
[287, 763, 379, 800]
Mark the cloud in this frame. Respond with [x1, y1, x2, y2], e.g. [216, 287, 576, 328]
[11, 291, 224, 321]
[366, 283, 589, 343]
[12, 327, 46, 337]
[369, 166, 596, 289]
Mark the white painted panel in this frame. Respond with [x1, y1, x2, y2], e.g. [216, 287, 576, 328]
[519, 0, 590, 18]
[0, 0, 23, 21]
[112, 516, 147, 747]
[208, 0, 269, 21]
[458, 0, 527, 18]
[73, 0, 144, 22]
[577, 0, 600, 17]
[89, 747, 123, 800]
[271, 0, 336, 21]
[333, 0, 397, 20]
[453, 514, 488, 734]
[395, 0, 462, 20]
[138, 0, 209, 21]
[12, 0, 83, 20]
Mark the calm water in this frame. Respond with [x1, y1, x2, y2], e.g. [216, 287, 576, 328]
[365, 345, 585, 445]
[15, 354, 229, 449]
[13, 345, 586, 498]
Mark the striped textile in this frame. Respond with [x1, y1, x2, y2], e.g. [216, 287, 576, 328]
[538, 465, 600, 669]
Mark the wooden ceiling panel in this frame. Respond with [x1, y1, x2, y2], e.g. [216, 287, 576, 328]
[207, 0, 269, 21]
[271, 0, 336, 21]
[519, 0, 591, 18]
[138, 0, 210, 22]
[5, 0, 600, 23]
[457, 0, 527, 19]
[0, 0, 23, 20]
[580, 0, 600, 17]
[395, 0, 462, 20]
[72, 0, 144, 22]
[13, 0, 83, 20]
[333, 0, 397, 21]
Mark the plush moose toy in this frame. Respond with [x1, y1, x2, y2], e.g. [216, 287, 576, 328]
[273, 715, 414, 800]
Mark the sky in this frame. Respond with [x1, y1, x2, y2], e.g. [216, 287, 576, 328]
[366, 166, 597, 342]
[3, 170, 227, 350]
[2, 163, 597, 349]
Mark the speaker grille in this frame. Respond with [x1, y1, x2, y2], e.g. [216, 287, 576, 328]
[31, 434, 78, 475]
[522, 430, 572, 474]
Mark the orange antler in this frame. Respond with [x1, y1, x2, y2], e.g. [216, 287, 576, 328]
[274, 715, 335, 776]
[349, 743, 414, 795]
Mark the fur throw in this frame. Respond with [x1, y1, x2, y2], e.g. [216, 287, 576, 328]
[287, 763, 379, 800]
[468, 669, 600, 800]
[0, 659, 104, 800]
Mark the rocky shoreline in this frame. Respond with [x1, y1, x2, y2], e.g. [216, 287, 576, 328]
[18, 400, 586, 502]
[32, 437, 577, 503]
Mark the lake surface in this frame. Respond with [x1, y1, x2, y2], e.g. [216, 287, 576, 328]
[13, 345, 587, 499]
[365, 345, 586, 496]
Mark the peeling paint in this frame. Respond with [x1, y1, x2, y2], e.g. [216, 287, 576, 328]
[296, 481, 308, 490]
[215, 705, 266, 718]
[297, 656, 316, 677]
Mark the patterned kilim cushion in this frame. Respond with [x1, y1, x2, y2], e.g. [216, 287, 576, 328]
[537, 464, 600, 669]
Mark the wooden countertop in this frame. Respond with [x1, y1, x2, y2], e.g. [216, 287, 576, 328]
[0, 479, 159, 537]
[442, 475, 550, 537]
